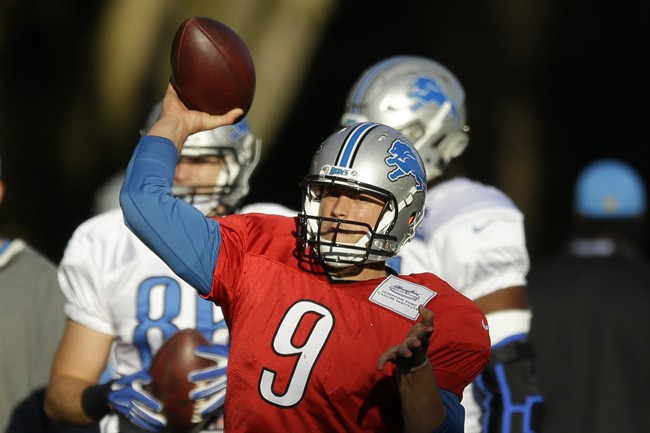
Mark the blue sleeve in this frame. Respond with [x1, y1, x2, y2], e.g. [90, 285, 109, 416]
[119, 136, 220, 296]
[431, 389, 465, 433]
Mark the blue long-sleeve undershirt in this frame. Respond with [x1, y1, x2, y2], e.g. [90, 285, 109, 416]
[119, 136, 220, 296]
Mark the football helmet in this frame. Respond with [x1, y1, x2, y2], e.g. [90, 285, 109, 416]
[574, 158, 647, 218]
[299, 122, 426, 267]
[341, 55, 469, 181]
[142, 103, 260, 216]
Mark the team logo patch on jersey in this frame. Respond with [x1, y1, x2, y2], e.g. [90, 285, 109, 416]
[385, 139, 426, 192]
[369, 275, 436, 320]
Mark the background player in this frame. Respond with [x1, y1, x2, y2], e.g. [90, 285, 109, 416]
[340, 55, 543, 432]
[1, 157, 98, 433]
[528, 158, 649, 432]
[119, 84, 491, 432]
[44, 111, 296, 433]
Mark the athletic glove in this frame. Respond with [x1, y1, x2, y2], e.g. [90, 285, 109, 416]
[108, 370, 166, 432]
[188, 343, 229, 419]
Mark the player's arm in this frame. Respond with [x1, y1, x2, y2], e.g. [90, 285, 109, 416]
[120, 84, 240, 296]
[472, 294, 543, 433]
[468, 222, 542, 431]
[377, 306, 464, 433]
[45, 320, 113, 424]
[45, 321, 167, 431]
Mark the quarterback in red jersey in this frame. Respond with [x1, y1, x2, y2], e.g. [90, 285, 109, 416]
[121, 84, 490, 433]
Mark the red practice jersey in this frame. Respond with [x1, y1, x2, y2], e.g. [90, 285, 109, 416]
[207, 213, 491, 432]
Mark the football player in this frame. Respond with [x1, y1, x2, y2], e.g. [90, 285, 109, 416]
[44, 108, 296, 433]
[119, 84, 490, 432]
[340, 55, 543, 432]
[528, 158, 649, 432]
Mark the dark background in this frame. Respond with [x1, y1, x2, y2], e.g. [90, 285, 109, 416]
[1, 1, 648, 264]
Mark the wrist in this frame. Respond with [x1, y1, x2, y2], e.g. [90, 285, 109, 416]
[81, 381, 114, 421]
[396, 358, 430, 375]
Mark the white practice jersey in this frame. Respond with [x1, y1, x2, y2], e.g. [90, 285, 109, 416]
[391, 177, 529, 301]
[387, 177, 530, 433]
[59, 207, 229, 373]
[59, 208, 227, 432]
[58, 203, 297, 432]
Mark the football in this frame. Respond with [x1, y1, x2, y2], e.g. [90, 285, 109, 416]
[170, 16, 256, 117]
[148, 329, 215, 433]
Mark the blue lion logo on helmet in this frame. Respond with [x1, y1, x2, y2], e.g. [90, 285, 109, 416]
[408, 75, 459, 121]
[385, 139, 425, 192]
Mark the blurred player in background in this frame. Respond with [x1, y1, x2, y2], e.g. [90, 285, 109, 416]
[44, 108, 296, 433]
[340, 55, 543, 432]
[1, 156, 97, 433]
[528, 158, 650, 432]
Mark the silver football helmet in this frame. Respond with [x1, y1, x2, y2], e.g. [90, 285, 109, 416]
[142, 103, 260, 215]
[299, 122, 426, 267]
[341, 55, 469, 181]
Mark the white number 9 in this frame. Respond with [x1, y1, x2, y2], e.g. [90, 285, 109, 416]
[259, 300, 334, 407]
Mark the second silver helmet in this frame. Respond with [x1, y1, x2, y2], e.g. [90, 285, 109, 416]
[341, 55, 469, 181]
[143, 103, 260, 215]
[174, 119, 260, 215]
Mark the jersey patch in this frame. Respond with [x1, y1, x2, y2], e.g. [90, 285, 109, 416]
[369, 275, 437, 319]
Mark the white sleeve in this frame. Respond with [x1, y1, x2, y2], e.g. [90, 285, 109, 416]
[400, 208, 530, 300]
[486, 309, 531, 345]
[423, 209, 530, 301]
[57, 213, 116, 335]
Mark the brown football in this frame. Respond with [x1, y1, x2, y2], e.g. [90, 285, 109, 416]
[170, 16, 255, 118]
[148, 329, 215, 433]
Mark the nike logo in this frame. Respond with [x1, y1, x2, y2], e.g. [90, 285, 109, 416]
[472, 219, 494, 233]
[482, 320, 490, 331]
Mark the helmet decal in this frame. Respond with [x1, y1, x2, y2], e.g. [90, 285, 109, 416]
[385, 139, 426, 192]
[408, 75, 459, 121]
[336, 122, 380, 166]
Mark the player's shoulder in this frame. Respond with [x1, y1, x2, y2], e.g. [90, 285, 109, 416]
[400, 273, 472, 303]
[402, 272, 487, 319]
[432, 177, 518, 211]
[223, 210, 299, 236]
[423, 177, 523, 229]
[0, 238, 56, 272]
[218, 212, 299, 262]
[73, 208, 125, 234]
[63, 208, 166, 270]
[66, 208, 141, 252]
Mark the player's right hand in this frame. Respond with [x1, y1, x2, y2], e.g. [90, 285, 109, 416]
[108, 370, 167, 432]
[147, 84, 243, 149]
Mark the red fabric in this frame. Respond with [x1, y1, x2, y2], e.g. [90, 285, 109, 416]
[208, 213, 490, 432]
